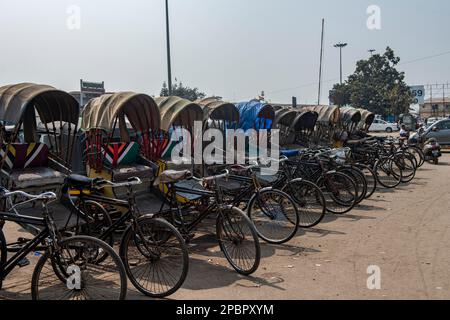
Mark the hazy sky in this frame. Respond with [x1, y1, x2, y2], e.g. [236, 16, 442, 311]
[1, 0, 449, 103]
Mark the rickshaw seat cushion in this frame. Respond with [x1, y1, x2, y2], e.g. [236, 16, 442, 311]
[112, 164, 154, 182]
[0, 143, 49, 170]
[103, 142, 140, 168]
[8, 167, 65, 189]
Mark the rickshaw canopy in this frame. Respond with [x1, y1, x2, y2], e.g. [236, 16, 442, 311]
[81, 92, 160, 134]
[155, 96, 203, 132]
[0, 83, 79, 126]
[236, 100, 275, 131]
[302, 105, 340, 125]
[340, 107, 362, 124]
[273, 107, 298, 128]
[197, 97, 240, 123]
[293, 111, 319, 131]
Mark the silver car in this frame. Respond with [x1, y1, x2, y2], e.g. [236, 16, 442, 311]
[412, 119, 450, 146]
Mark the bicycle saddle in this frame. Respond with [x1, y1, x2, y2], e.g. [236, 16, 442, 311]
[66, 174, 95, 188]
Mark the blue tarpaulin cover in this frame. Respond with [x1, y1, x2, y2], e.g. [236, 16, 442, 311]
[235, 100, 274, 131]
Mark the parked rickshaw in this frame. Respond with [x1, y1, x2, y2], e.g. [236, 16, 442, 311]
[0, 83, 129, 300]
[358, 109, 376, 132]
[302, 105, 341, 146]
[0, 83, 79, 193]
[78, 92, 190, 298]
[339, 107, 362, 135]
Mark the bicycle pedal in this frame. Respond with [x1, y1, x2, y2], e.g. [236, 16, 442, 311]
[18, 257, 30, 268]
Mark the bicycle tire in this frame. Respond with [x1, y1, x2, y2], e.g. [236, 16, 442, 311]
[282, 179, 326, 228]
[217, 207, 261, 275]
[374, 158, 402, 188]
[120, 217, 189, 298]
[392, 153, 416, 183]
[355, 164, 377, 199]
[0, 230, 6, 290]
[247, 189, 300, 244]
[319, 172, 357, 215]
[31, 235, 127, 300]
[338, 167, 367, 204]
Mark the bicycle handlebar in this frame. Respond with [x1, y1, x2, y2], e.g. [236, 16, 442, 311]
[192, 170, 230, 183]
[95, 177, 143, 189]
[0, 189, 57, 201]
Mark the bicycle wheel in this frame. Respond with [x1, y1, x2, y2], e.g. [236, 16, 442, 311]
[247, 189, 300, 244]
[406, 146, 425, 168]
[77, 201, 114, 264]
[338, 167, 367, 204]
[31, 236, 127, 300]
[0, 230, 6, 290]
[78, 200, 114, 244]
[282, 179, 326, 228]
[120, 217, 189, 298]
[374, 158, 402, 189]
[355, 164, 377, 199]
[217, 207, 261, 275]
[393, 153, 416, 183]
[319, 172, 357, 215]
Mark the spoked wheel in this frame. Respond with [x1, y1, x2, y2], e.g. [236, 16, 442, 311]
[374, 158, 403, 189]
[77, 200, 114, 263]
[355, 164, 377, 199]
[217, 207, 261, 275]
[319, 172, 357, 215]
[282, 179, 326, 228]
[393, 153, 416, 183]
[0, 230, 6, 290]
[247, 189, 300, 244]
[120, 217, 189, 298]
[338, 166, 367, 204]
[406, 146, 425, 168]
[31, 236, 127, 300]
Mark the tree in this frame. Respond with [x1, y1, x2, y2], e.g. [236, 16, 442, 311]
[330, 47, 413, 116]
[329, 83, 351, 106]
[160, 81, 170, 97]
[159, 80, 206, 101]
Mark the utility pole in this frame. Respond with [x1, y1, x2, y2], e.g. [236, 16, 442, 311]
[334, 42, 348, 85]
[165, 0, 173, 95]
[317, 19, 325, 105]
[368, 49, 376, 56]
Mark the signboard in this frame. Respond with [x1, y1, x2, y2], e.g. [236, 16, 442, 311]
[80, 79, 105, 94]
[410, 85, 425, 105]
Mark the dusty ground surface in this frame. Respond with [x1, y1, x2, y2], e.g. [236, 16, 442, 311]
[2, 152, 450, 300]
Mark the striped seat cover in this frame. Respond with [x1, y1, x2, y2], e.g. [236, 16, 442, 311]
[0, 143, 49, 170]
[103, 142, 140, 168]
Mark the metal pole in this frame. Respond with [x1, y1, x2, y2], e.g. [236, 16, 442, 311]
[339, 47, 343, 84]
[317, 19, 325, 105]
[165, 0, 173, 95]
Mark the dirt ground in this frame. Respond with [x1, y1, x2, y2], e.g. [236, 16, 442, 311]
[2, 152, 450, 300]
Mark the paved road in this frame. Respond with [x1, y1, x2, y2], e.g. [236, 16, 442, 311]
[2, 153, 450, 300]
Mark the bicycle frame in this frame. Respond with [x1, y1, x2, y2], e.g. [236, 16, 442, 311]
[0, 211, 50, 279]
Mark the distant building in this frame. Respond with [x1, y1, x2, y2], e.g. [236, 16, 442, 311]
[420, 97, 450, 119]
[70, 80, 105, 108]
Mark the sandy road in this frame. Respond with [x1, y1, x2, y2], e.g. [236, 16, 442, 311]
[2, 153, 450, 300]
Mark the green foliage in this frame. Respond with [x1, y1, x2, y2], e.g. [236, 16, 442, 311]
[160, 80, 206, 101]
[330, 47, 413, 116]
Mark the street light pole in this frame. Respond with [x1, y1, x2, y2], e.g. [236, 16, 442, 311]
[165, 0, 173, 95]
[334, 42, 347, 84]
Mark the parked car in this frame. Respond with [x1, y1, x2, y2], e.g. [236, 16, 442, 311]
[410, 118, 450, 146]
[369, 120, 399, 133]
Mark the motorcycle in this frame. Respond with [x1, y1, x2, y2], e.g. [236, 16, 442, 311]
[423, 138, 441, 165]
